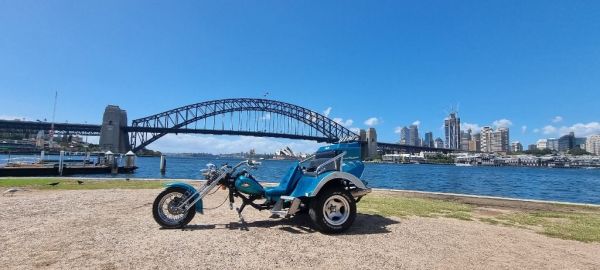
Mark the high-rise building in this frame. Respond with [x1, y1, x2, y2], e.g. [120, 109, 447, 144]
[536, 139, 548, 150]
[547, 138, 559, 151]
[399, 126, 409, 145]
[480, 126, 509, 153]
[528, 144, 537, 151]
[434, 137, 444, 148]
[480, 126, 493, 152]
[511, 141, 523, 152]
[490, 127, 509, 153]
[409, 125, 419, 146]
[423, 132, 434, 148]
[575, 137, 587, 149]
[469, 133, 481, 152]
[460, 129, 472, 151]
[558, 132, 575, 152]
[586, 135, 600, 155]
[444, 112, 461, 149]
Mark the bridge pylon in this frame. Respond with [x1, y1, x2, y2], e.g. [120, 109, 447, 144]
[99, 105, 131, 153]
[359, 128, 378, 160]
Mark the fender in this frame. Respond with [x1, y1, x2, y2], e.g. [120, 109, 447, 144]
[164, 182, 204, 214]
[290, 171, 368, 198]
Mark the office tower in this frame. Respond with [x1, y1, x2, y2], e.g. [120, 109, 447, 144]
[558, 132, 576, 152]
[547, 138, 559, 151]
[409, 125, 419, 146]
[444, 112, 461, 149]
[575, 137, 586, 149]
[399, 126, 409, 144]
[434, 137, 444, 148]
[528, 144, 537, 151]
[469, 133, 481, 152]
[460, 129, 472, 151]
[423, 132, 434, 148]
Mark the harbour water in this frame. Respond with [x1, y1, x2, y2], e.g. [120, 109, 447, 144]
[2, 154, 599, 204]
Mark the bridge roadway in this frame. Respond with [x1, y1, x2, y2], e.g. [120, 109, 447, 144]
[0, 120, 101, 136]
[0, 119, 457, 154]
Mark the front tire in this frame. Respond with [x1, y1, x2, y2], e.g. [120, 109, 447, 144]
[152, 187, 196, 229]
[309, 187, 356, 234]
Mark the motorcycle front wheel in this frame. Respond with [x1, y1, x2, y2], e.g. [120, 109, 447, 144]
[152, 187, 196, 229]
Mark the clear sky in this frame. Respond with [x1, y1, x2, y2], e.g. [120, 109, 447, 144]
[1, 1, 599, 153]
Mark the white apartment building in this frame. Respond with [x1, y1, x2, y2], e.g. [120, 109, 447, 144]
[586, 135, 600, 155]
[536, 139, 548, 150]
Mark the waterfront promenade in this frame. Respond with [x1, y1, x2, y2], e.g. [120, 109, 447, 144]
[1, 183, 599, 269]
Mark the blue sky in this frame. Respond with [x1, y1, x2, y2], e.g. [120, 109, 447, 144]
[1, 1, 599, 153]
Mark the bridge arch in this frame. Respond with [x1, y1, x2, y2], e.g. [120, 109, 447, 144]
[128, 98, 359, 152]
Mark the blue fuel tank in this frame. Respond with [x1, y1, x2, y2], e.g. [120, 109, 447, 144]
[235, 174, 265, 196]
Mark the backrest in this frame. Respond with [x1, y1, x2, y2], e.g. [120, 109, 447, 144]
[278, 163, 303, 194]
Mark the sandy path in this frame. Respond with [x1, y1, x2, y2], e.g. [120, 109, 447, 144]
[1, 189, 599, 269]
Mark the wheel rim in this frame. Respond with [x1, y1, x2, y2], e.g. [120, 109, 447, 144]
[157, 191, 189, 226]
[322, 194, 350, 226]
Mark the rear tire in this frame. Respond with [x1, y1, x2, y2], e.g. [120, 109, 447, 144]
[309, 187, 356, 234]
[152, 187, 196, 229]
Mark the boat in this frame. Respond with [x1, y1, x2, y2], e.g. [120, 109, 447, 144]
[455, 163, 473, 167]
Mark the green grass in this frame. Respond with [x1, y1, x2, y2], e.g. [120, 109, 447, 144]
[492, 211, 600, 242]
[358, 194, 600, 243]
[0, 178, 167, 190]
[358, 195, 473, 220]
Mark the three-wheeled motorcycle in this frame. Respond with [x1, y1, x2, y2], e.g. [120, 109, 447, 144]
[152, 142, 371, 233]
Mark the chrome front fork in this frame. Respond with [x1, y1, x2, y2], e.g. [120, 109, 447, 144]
[177, 171, 228, 212]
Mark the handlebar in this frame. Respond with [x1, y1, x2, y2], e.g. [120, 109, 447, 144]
[202, 160, 260, 181]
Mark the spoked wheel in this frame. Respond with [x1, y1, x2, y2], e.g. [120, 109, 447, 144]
[152, 187, 196, 229]
[309, 187, 356, 234]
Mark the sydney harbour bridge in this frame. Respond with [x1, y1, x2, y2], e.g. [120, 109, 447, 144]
[0, 98, 456, 157]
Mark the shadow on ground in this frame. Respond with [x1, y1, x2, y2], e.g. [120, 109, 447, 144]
[180, 213, 398, 235]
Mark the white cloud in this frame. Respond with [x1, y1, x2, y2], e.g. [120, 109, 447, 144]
[412, 120, 421, 126]
[542, 125, 557, 135]
[521, 125, 527, 134]
[533, 128, 540, 133]
[364, 117, 380, 127]
[492, 118, 513, 128]
[261, 113, 271, 120]
[552, 116, 563, 123]
[333, 117, 353, 127]
[323, 107, 332, 117]
[394, 126, 404, 134]
[461, 122, 482, 132]
[540, 122, 600, 137]
[558, 122, 600, 137]
[151, 134, 324, 154]
[350, 127, 361, 134]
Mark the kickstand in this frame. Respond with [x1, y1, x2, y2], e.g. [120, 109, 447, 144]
[236, 202, 248, 230]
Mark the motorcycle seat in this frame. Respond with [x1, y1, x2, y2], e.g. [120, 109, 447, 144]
[264, 164, 303, 197]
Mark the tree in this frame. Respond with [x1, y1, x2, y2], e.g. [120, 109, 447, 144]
[568, 148, 590, 156]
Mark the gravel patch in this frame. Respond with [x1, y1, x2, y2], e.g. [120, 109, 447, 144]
[1, 189, 599, 269]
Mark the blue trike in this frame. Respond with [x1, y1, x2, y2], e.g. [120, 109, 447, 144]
[152, 142, 371, 233]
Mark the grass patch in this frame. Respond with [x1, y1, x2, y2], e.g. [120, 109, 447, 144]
[491, 211, 600, 242]
[0, 178, 167, 190]
[358, 195, 473, 220]
[358, 194, 600, 243]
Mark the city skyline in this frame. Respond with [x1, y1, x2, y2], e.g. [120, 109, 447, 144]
[1, 1, 599, 153]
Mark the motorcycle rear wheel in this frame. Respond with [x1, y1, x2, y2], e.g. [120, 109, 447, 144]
[309, 187, 356, 234]
[152, 187, 196, 229]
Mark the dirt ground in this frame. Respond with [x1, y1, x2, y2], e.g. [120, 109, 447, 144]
[1, 189, 599, 270]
